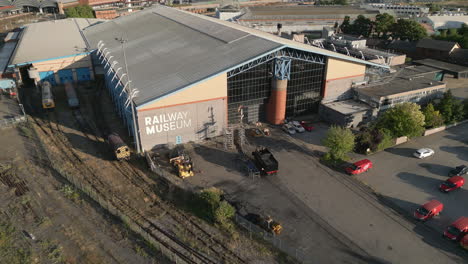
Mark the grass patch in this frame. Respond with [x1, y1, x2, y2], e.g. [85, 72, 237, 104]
[0, 221, 31, 264]
[17, 124, 34, 139]
[60, 185, 81, 203]
[40, 240, 64, 264]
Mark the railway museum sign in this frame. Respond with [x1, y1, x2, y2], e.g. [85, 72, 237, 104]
[144, 111, 192, 135]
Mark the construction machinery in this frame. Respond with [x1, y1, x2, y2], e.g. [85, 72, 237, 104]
[245, 213, 282, 235]
[252, 147, 278, 175]
[169, 147, 194, 179]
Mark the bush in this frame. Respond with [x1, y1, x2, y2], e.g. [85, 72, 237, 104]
[422, 103, 445, 128]
[436, 90, 465, 124]
[376, 128, 394, 152]
[464, 99, 468, 119]
[65, 5, 94, 18]
[196, 188, 235, 227]
[322, 125, 355, 161]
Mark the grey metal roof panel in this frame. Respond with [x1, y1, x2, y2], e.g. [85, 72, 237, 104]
[83, 6, 282, 106]
[416, 38, 458, 51]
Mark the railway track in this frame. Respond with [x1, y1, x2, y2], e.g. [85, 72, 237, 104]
[27, 106, 218, 264]
[84, 82, 247, 264]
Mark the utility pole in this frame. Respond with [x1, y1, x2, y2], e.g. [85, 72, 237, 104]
[118, 36, 142, 154]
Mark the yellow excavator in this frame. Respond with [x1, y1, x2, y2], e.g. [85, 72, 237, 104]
[169, 147, 194, 179]
[245, 213, 282, 235]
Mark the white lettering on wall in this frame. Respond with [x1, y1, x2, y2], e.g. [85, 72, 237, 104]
[145, 111, 192, 135]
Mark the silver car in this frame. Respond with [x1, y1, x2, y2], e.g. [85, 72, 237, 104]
[413, 148, 435, 159]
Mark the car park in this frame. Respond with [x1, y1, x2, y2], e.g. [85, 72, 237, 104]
[413, 148, 434, 159]
[345, 159, 372, 175]
[439, 176, 465, 193]
[444, 217, 468, 241]
[282, 124, 296, 135]
[448, 165, 468, 177]
[299, 121, 314, 132]
[413, 200, 443, 221]
[289, 121, 305, 133]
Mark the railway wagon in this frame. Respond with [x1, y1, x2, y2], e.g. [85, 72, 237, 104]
[108, 133, 130, 160]
[41, 81, 55, 109]
[64, 82, 79, 109]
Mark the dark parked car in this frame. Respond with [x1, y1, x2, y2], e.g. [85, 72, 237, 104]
[449, 165, 468, 177]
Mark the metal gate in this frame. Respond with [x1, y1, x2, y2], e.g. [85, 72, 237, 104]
[76, 67, 91, 82]
[58, 69, 73, 84]
[39, 71, 57, 85]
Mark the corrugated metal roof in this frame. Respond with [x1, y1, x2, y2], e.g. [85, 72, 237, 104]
[83, 6, 388, 107]
[416, 38, 459, 51]
[10, 18, 105, 66]
[83, 7, 282, 106]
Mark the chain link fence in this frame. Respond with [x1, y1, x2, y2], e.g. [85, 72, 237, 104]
[234, 214, 306, 263]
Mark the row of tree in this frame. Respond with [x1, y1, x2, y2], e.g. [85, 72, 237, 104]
[65, 5, 95, 18]
[340, 14, 428, 41]
[434, 24, 468, 48]
[323, 91, 468, 162]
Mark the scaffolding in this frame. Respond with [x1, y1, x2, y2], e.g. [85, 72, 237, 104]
[224, 128, 234, 150]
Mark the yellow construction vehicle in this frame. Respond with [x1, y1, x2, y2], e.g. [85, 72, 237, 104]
[169, 147, 194, 179]
[245, 213, 282, 235]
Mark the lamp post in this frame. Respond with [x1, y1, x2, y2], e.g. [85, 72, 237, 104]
[118, 36, 142, 154]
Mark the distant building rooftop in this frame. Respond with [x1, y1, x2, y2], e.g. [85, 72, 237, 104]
[414, 58, 468, 75]
[416, 38, 459, 52]
[238, 5, 379, 20]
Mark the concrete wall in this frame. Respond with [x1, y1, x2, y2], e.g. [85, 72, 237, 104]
[32, 54, 92, 72]
[138, 73, 227, 111]
[137, 98, 226, 151]
[323, 58, 366, 102]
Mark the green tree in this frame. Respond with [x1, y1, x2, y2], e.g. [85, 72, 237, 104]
[436, 90, 465, 124]
[334, 0, 348, 5]
[464, 99, 468, 119]
[341, 16, 352, 34]
[322, 125, 355, 161]
[375, 13, 395, 38]
[422, 103, 445, 128]
[392, 19, 427, 41]
[351, 15, 373, 37]
[427, 3, 441, 12]
[65, 5, 95, 18]
[376, 102, 425, 138]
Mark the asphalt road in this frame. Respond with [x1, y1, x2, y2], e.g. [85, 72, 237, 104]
[356, 122, 468, 258]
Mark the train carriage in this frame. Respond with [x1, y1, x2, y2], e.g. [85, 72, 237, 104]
[108, 133, 131, 160]
[41, 81, 55, 109]
[64, 82, 79, 109]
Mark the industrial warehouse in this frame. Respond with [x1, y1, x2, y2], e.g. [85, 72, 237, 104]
[7, 5, 388, 151]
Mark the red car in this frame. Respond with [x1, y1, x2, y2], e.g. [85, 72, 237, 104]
[345, 159, 372, 175]
[444, 217, 468, 241]
[414, 200, 443, 221]
[300, 121, 314, 132]
[460, 234, 468, 250]
[439, 176, 464, 193]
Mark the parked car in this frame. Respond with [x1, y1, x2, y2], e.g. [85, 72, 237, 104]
[300, 121, 314, 132]
[460, 234, 468, 250]
[289, 121, 305, 133]
[444, 217, 468, 241]
[439, 176, 465, 193]
[414, 200, 443, 221]
[345, 159, 372, 175]
[282, 124, 296, 135]
[413, 148, 435, 159]
[449, 165, 468, 177]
